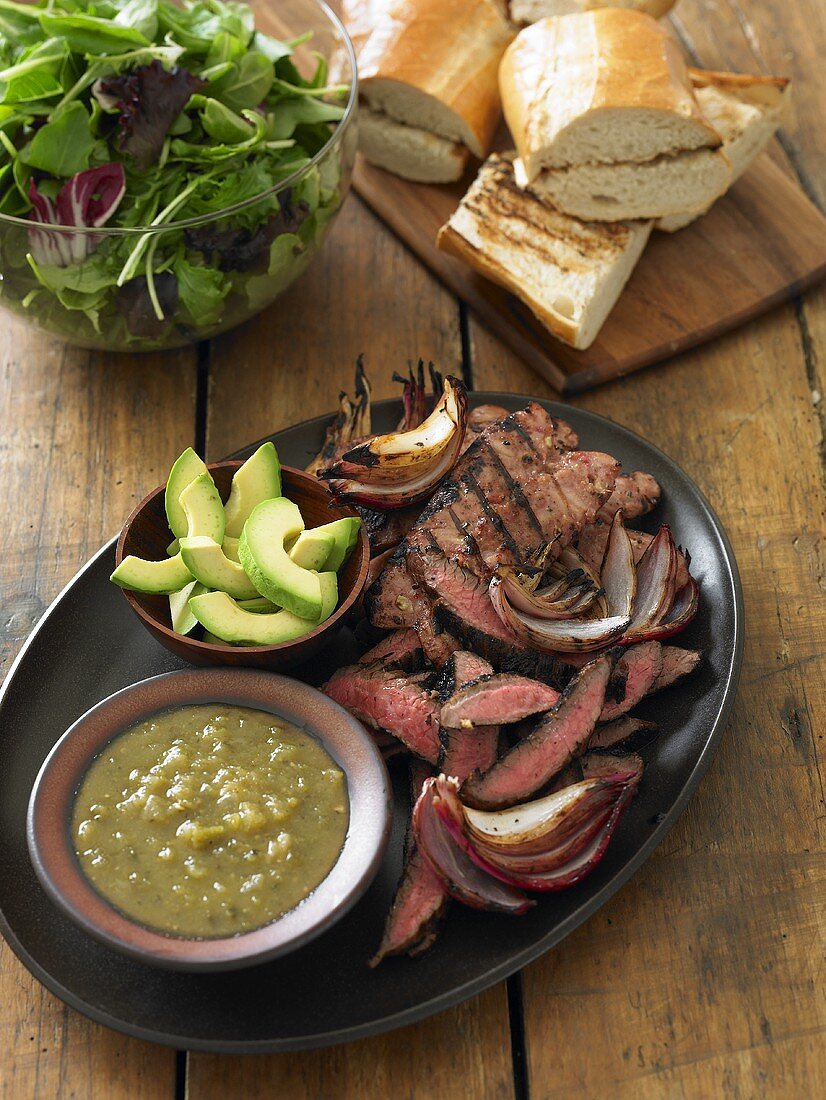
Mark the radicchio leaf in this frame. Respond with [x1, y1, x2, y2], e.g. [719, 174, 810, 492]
[28, 163, 126, 267]
[96, 61, 205, 169]
[184, 187, 309, 272]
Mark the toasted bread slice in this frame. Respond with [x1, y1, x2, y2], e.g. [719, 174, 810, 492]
[360, 106, 469, 182]
[656, 69, 791, 231]
[508, 1, 676, 26]
[436, 152, 652, 349]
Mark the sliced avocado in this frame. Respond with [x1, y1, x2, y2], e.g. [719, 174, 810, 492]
[167, 538, 180, 556]
[202, 629, 230, 645]
[237, 596, 279, 613]
[169, 580, 208, 635]
[111, 552, 193, 595]
[289, 529, 335, 571]
[179, 535, 260, 600]
[238, 497, 323, 619]
[222, 536, 241, 563]
[180, 472, 226, 543]
[165, 448, 208, 539]
[315, 517, 362, 571]
[223, 442, 282, 538]
[190, 573, 338, 645]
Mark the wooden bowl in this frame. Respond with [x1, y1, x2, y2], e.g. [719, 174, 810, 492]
[27, 668, 392, 971]
[114, 462, 370, 670]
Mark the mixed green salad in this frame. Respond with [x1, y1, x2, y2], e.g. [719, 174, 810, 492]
[0, 0, 351, 348]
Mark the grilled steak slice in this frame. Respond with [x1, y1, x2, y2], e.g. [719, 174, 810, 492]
[589, 716, 658, 751]
[596, 472, 661, 524]
[462, 655, 613, 809]
[581, 752, 644, 785]
[651, 647, 702, 692]
[369, 761, 447, 966]
[323, 664, 440, 762]
[599, 642, 664, 723]
[437, 650, 495, 699]
[437, 651, 499, 782]
[440, 674, 560, 728]
[463, 405, 579, 454]
[358, 504, 420, 553]
[359, 629, 424, 671]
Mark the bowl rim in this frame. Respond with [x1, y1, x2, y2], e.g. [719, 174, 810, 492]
[115, 461, 371, 654]
[26, 667, 392, 970]
[0, 0, 358, 236]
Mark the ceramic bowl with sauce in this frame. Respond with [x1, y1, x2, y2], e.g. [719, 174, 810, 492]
[115, 462, 371, 671]
[27, 668, 392, 971]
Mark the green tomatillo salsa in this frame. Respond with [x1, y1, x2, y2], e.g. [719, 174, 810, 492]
[72, 703, 348, 938]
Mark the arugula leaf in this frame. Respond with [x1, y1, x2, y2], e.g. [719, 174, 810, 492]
[201, 98, 253, 144]
[212, 52, 274, 112]
[267, 96, 345, 141]
[22, 101, 94, 176]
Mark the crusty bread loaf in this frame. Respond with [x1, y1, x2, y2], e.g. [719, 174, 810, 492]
[359, 106, 469, 182]
[436, 152, 652, 349]
[358, 0, 514, 158]
[508, 1, 676, 26]
[500, 10, 721, 180]
[517, 145, 731, 220]
[656, 69, 791, 231]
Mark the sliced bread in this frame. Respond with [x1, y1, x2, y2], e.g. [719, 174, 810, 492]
[359, 106, 469, 182]
[656, 69, 791, 231]
[436, 152, 652, 349]
[358, 0, 514, 159]
[508, 1, 677, 26]
[500, 10, 722, 180]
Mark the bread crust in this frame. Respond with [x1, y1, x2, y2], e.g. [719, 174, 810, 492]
[509, 1, 677, 25]
[500, 9, 722, 180]
[358, 0, 514, 157]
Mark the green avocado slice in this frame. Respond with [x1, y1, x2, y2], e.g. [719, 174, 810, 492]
[180, 472, 226, 544]
[111, 552, 193, 595]
[165, 448, 208, 539]
[313, 517, 362, 571]
[222, 536, 241, 563]
[223, 443, 282, 539]
[189, 574, 337, 646]
[237, 596, 279, 613]
[179, 536, 260, 600]
[239, 497, 323, 619]
[169, 580, 208, 635]
[289, 529, 335, 571]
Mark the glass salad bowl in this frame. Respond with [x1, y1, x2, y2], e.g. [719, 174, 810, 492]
[0, 0, 357, 352]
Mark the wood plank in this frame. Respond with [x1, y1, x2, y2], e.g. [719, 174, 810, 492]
[354, 147, 826, 395]
[194, 195, 515, 1097]
[471, 290, 826, 1094]
[0, 319, 195, 1097]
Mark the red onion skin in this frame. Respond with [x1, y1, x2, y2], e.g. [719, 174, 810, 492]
[601, 511, 637, 618]
[628, 526, 677, 633]
[490, 576, 630, 653]
[623, 578, 700, 643]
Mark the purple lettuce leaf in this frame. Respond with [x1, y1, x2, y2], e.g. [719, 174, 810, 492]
[96, 61, 205, 170]
[183, 187, 310, 272]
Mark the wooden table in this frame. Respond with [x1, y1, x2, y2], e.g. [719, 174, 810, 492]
[2, 2, 824, 1096]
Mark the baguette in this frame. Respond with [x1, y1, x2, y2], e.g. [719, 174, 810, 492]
[656, 69, 791, 231]
[358, 0, 514, 159]
[508, 1, 677, 26]
[437, 152, 652, 349]
[359, 106, 470, 182]
[500, 10, 721, 179]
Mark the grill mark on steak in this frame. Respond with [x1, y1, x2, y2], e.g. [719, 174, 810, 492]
[437, 651, 500, 783]
[463, 466, 522, 560]
[481, 438, 545, 541]
[599, 642, 664, 723]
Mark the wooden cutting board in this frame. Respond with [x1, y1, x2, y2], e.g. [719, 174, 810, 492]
[353, 152, 826, 394]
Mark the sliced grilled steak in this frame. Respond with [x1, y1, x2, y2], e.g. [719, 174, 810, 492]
[589, 716, 658, 751]
[581, 752, 644, 784]
[461, 655, 613, 809]
[437, 651, 500, 782]
[359, 629, 424, 671]
[599, 642, 664, 723]
[369, 761, 447, 966]
[358, 504, 420, 553]
[651, 647, 702, 692]
[323, 664, 440, 762]
[439, 674, 560, 728]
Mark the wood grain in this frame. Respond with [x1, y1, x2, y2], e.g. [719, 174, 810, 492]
[190, 194, 516, 1099]
[0, 321, 195, 1097]
[354, 149, 826, 395]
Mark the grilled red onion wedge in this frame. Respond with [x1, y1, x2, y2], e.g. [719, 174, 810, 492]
[601, 511, 636, 617]
[490, 575, 629, 653]
[413, 779, 533, 914]
[625, 525, 678, 637]
[625, 578, 700, 643]
[320, 377, 468, 501]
